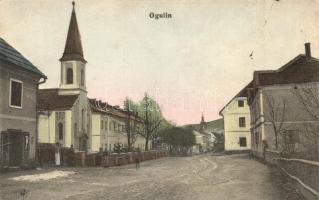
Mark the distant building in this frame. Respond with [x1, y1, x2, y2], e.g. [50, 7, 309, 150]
[219, 84, 252, 154]
[185, 116, 224, 153]
[192, 130, 207, 154]
[0, 38, 46, 167]
[248, 43, 319, 158]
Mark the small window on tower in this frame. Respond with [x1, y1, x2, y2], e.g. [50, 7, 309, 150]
[66, 68, 73, 84]
[81, 69, 84, 86]
[58, 123, 64, 140]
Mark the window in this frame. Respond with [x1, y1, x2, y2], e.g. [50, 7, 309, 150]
[113, 121, 116, 131]
[10, 79, 23, 108]
[287, 130, 300, 144]
[109, 122, 112, 131]
[239, 117, 246, 127]
[101, 120, 104, 130]
[105, 121, 108, 131]
[58, 123, 63, 140]
[66, 68, 73, 84]
[239, 137, 247, 147]
[238, 100, 244, 107]
[81, 69, 84, 86]
[82, 109, 85, 130]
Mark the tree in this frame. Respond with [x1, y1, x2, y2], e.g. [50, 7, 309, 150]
[139, 93, 163, 151]
[292, 84, 319, 160]
[123, 97, 141, 152]
[159, 127, 196, 155]
[264, 94, 287, 151]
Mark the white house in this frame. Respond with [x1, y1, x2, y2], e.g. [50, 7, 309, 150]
[89, 99, 147, 153]
[219, 84, 252, 153]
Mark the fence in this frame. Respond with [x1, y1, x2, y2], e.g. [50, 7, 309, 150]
[264, 149, 319, 200]
[36, 143, 168, 167]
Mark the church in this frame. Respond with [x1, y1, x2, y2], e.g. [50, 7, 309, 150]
[38, 2, 90, 151]
[37, 2, 147, 153]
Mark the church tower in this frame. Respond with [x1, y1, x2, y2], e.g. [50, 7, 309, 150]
[59, 1, 87, 95]
[200, 112, 207, 131]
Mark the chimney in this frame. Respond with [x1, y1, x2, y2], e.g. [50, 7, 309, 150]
[305, 43, 311, 58]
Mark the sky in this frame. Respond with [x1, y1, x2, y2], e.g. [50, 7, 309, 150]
[1, 0, 319, 125]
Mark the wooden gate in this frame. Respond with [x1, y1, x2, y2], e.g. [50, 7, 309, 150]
[0, 129, 29, 167]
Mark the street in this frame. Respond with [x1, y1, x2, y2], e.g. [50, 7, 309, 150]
[0, 154, 304, 200]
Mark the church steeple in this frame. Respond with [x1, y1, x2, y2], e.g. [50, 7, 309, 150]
[59, 1, 87, 94]
[60, 1, 86, 63]
[201, 112, 205, 123]
[200, 112, 206, 131]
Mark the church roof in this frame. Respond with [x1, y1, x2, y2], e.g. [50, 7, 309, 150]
[0, 38, 46, 78]
[60, 2, 86, 63]
[38, 89, 79, 111]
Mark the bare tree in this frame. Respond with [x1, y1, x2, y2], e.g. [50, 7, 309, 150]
[124, 98, 140, 152]
[292, 85, 319, 160]
[264, 95, 287, 151]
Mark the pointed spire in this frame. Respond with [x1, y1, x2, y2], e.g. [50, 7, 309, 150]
[201, 112, 205, 123]
[60, 1, 86, 63]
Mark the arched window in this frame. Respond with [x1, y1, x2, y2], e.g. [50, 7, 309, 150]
[58, 123, 63, 140]
[81, 69, 84, 86]
[66, 68, 73, 84]
[82, 109, 85, 130]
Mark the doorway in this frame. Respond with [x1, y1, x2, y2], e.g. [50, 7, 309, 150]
[1, 129, 29, 167]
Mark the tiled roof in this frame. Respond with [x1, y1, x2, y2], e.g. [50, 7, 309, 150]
[0, 38, 46, 78]
[38, 89, 78, 111]
[89, 98, 144, 122]
[60, 4, 86, 63]
[253, 54, 319, 87]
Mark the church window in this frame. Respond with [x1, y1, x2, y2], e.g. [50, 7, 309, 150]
[58, 123, 63, 140]
[81, 69, 84, 86]
[82, 109, 85, 130]
[66, 68, 73, 84]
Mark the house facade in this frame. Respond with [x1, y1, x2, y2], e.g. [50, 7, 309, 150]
[248, 43, 319, 158]
[192, 130, 207, 154]
[89, 99, 147, 153]
[219, 86, 251, 153]
[0, 38, 46, 167]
